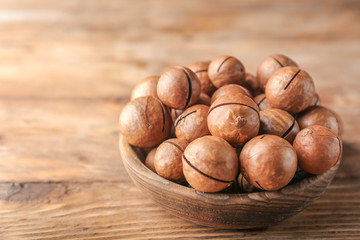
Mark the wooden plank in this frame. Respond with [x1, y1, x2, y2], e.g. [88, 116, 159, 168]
[0, 0, 359, 239]
[0, 178, 359, 239]
[0, 98, 128, 182]
[0, 0, 359, 98]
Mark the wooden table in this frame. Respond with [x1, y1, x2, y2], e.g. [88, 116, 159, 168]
[0, 0, 359, 239]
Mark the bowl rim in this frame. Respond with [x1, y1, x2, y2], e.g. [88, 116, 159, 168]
[119, 135, 341, 203]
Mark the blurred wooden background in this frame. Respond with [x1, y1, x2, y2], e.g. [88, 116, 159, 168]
[0, 0, 359, 239]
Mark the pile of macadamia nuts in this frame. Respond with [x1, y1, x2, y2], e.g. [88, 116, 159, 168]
[119, 54, 343, 193]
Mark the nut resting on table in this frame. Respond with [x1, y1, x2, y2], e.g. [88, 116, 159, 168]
[119, 54, 343, 193]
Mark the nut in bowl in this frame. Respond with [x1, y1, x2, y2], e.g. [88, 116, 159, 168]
[119, 54, 342, 229]
[119, 136, 340, 229]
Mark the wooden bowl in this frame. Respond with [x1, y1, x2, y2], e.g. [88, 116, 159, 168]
[119, 135, 340, 229]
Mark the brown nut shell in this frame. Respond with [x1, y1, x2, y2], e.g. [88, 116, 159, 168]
[309, 93, 321, 106]
[171, 109, 184, 123]
[211, 84, 253, 104]
[175, 104, 211, 142]
[197, 92, 211, 106]
[187, 61, 216, 95]
[208, 93, 260, 147]
[119, 96, 171, 148]
[297, 105, 342, 136]
[265, 67, 315, 114]
[243, 73, 262, 96]
[157, 66, 201, 110]
[182, 136, 238, 192]
[254, 93, 271, 111]
[259, 108, 300, 143]
[170, 109, 184, 137]
[208, 56, 246, 88]
[154, 138, 188, 182]
[257, 54, 298, 90]
[293, 125, 342, 174]
[240, 135, 297, 191]
[131, 76, 159, 100]
[289, 168, 310, 185]
[237, 173, 257, 193]
[145, 148, 157, 173]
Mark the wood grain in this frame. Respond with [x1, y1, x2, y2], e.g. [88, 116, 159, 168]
[0, 98, 126, 182]
[0, 179, 359, 239]
[0, 0, 359, 238]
